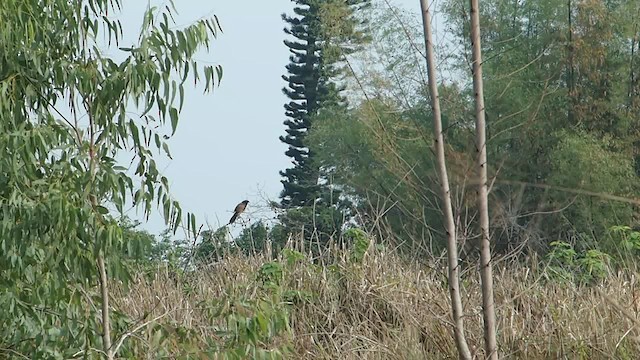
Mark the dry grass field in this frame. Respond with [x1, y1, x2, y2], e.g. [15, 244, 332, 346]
[112, 238, 640, 359]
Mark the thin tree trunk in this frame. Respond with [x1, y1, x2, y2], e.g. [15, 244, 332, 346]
[87, 106, 113, 360]
[629, 23, 637, 107]
[567, 0, 576, 124]
[419, 1, 472, 359]
[98, 253, 114, 360]
[469, 0, 498, 358]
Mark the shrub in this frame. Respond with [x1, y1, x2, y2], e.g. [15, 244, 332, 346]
[546, 241, 610, 284]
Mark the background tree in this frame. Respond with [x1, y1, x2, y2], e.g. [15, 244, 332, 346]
[307, 0, 640, 259]
[280, 0, 341, 208]
[277, 0, 370, 248]
[194, 228, 231, 264]
[307, 2, 476, 255]
[441, 0, 640, 253]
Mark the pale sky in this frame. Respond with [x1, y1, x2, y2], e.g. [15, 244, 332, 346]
[113, 0, 427, 236]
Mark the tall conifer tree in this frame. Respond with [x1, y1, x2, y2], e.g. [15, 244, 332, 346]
[279, 0, 368, 208]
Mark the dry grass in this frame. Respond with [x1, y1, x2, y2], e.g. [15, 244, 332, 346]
[113, 241, 640, 359]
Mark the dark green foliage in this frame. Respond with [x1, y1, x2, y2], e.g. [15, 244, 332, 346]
[194, 228, 231, 264]
[257, 249, 313, 306]
[257, 262, 285, 288]
[280, 0, 336, 208]
[546, 241, 610, 284]
[611, 226, 640, 254]
[277, 1, 371, 256]
[120, 217, 156, 261]
[187, 222, 294, 265]
[308, 97, 453, 252]
[273, 205, 346, 254]
[236, 221, 272, 255]
[216, 297, 291, 359]
[438, 0, 640, 252]
[344, 228, 370, 263]
[279, 0, 369, 208]
[190, 224, 275, 264]
[146, 229, 189, 268]
[547, 131, 636, 241]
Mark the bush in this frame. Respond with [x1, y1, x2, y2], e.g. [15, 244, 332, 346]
[546, 241, 610, 284]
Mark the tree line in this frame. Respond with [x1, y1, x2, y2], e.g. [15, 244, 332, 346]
[222, 0, 640, 261]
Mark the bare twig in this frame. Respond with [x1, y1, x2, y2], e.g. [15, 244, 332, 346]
[111, 310, 175, 355]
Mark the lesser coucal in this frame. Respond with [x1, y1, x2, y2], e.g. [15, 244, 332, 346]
[228, 200, 249, 225]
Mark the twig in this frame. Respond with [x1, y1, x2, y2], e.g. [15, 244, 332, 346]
[111, 310, 175, 355]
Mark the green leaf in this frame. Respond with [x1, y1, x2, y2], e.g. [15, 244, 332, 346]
[169, 107, 179, 135]
[162, 142, 173, 159]
[190, 212, 197, 238]
[96, 206, 109, 215]
[216, 65, 223, 83]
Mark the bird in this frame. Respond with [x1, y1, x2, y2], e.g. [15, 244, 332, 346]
[228, 200, 249, 225]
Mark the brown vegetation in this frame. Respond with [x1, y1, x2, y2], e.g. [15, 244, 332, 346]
[114, 239, 640, 359]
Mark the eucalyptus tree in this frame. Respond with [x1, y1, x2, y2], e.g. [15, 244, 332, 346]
[0, 0, 220, 357]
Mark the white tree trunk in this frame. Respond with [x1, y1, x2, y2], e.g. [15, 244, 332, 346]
[419, 1, 472, 358]
[469, 0, 498, 358]
[98, 253, 114, 360]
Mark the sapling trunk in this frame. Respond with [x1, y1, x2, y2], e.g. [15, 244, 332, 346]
[469, 0, 498, 357]
[419, 1, 472, 358]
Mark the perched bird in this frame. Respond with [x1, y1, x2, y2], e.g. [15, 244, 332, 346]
[228, 200, 249, 225]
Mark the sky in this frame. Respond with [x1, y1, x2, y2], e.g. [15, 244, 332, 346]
[113, 0, 427, 236]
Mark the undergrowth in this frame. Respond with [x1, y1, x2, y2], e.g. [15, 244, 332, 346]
[112, 232, 640, 359]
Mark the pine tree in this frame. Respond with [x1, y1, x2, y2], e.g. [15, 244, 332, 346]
[279, 0, 368, 208]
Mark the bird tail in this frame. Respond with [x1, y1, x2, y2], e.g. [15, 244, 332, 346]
[228, 212, 239, 225]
